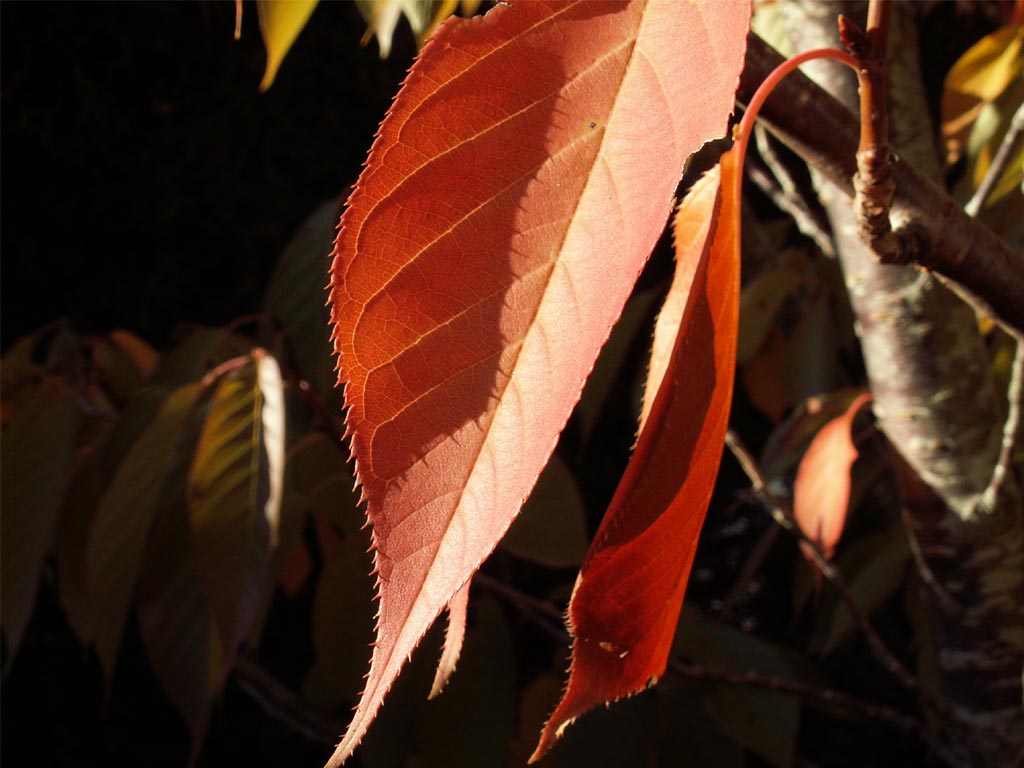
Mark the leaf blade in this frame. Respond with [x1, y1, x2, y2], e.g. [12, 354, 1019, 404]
[328, 2, 749, 763]
[793, 391, 872, 560]
[187, 351, 285, 656]
[534, 149, 743, 759]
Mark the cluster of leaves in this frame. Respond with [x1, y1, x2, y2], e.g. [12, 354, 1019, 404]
[1, 197, 888, 768]
[2, 2, 1021, 767]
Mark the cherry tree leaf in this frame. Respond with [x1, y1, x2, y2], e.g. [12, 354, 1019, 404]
[257, 0, 319, 91]
[535, 150, 743, 760]
[87, 382, 201, 678]
[188, 350, 285, 656]
[1, 376, 80, 657]
[793, 391, 872, 560]
[327, 1, 750, 763]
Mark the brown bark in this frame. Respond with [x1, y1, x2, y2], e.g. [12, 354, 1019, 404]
[763, 3, 1023, 764]
[737, 35, 1024, 335]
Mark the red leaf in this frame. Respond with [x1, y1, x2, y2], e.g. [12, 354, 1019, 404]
[793, 392, 873, 560]
[534, 149, 743, 760]
[328, 1, 749, 763]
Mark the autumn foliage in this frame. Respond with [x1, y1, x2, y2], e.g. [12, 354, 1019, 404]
[327, 2, 748, 761]
[3, 1, 1022, 767]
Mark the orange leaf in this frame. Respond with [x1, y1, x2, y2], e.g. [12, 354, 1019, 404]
[534, 149, 742, 761]
[793, 392, 872, 560]
[327, 1, 750, 764]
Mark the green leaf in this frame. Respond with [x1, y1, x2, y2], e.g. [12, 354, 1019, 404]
[1, 376, 81, 657]
[55, 385, 172, 644]
[287, 431, 363, 533]
[86, 382, 201, 679]
[262, 198, 344, 411]
[257, 0, 319, 91]
[674, 609, 815, 768]
[149, 326, 250, 388]
[135, 399, 222, 751]
[303, 525, 376, 711]
[188, 351, 285, 656]
[501, 453, 589, 569]
[812, 525, 911, 655]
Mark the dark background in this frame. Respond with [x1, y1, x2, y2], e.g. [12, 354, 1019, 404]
[2, 1, 415, 351]
[2, 3, 416, 766]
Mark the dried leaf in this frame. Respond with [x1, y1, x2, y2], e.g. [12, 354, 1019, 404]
[535, 149, 743, 759]
[327, 2, 749, 763]
[793, 391, 872, 560]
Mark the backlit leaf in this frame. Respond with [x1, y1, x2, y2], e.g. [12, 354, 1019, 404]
[1, 376, 80, 656]
[793, 391, 872, 560]
[429, 580, 470, 698]
[188, 350, 285, 657]
[356, 0, 471, 58]
[941, 23, 1023, 165]
[257, 0, 319, 91]
[327, 2, 749, 762]
[535, 149, 743, 759]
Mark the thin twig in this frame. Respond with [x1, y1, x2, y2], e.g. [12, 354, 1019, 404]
[667, 660, 970, 768]
[233, 656, 344, 746]
[476, 571, 966, 768]
[965, 100, 1024, 218]
[724, 431, 916, 690]
[982, 336, 1024, 514]
[750, 125, 837, 257]
[737, 33, 1024, 334]
[723, 430, 990, 744]
[839, 3, 897, 254]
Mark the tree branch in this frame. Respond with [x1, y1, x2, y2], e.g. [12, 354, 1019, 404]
[965, 100, 1024, 218]
[737, 33, 1024, 334]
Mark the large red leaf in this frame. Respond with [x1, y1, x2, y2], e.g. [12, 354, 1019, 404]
[534, 149, 742, 760]
[328, 2, 749, 763]
[793, 392, 872, 560]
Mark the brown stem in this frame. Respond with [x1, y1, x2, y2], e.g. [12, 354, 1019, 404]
[475, 572, 967, 768]
[840, 2, 898, 254]
[737, 33, 1024, 335]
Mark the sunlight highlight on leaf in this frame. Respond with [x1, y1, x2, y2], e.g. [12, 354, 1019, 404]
[793, 391, 872, 561]
[534, 148, 743, 761]
[257, 0, 319, 91]
[188, 350, 284, 656]
[327, 2, 750, 764]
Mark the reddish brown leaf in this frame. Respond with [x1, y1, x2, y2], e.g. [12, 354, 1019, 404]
[534, 149, 742, 760]
[793, 392, 873, 560]
[429, 580, 470, 699]
[327, 1, 749, 763]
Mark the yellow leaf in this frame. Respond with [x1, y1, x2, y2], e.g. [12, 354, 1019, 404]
[942, 23, 1024, 164]
[257, 0, 319, 91]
